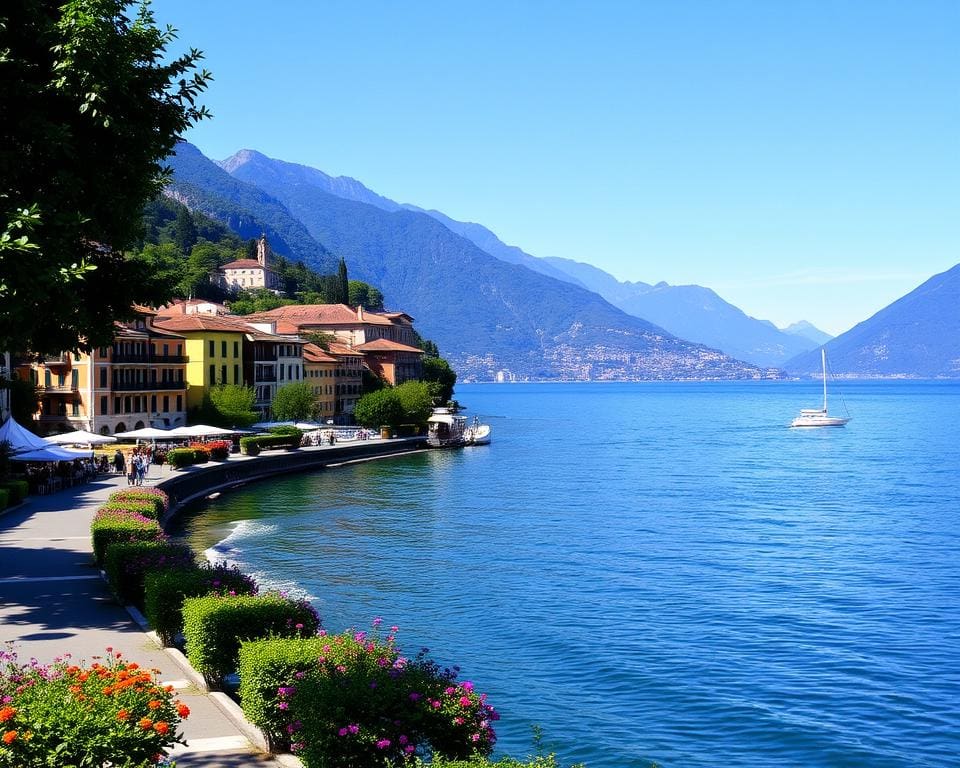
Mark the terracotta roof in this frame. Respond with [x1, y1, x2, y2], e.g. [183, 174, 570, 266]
[326, 341, 364, 357]
[221, 259, 267, 270]
[353, 339, 424, 354]
[302, 343, 337, 364]
[154, 315, 252, 335]
[247, 304, 393, 326]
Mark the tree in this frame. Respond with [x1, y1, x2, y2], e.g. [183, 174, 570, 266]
[336, 257, 349, 304]
[394, 380, 434, 426]
[0, 376, 40, 426]
[229, 288, 295, 315]
[172, 206, 197, 253]
[272, 382, 316, 421]
[348, 280, 384, 311]
[421, 356, 457, 404]
[0, 0, 211, 354]
[304, 331, 337, 351]
[207, 384, 258, 427]
[353, 389, 404, 428]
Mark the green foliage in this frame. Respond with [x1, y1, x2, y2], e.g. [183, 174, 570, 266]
[0, 488, 8, 511]
[336, 257, 349, 304]
[208, 384, 259, 427]
[102, 540, 195, 607]
[239, 429, 302, 454]
[144, 563, 258, 646]
[173, 204, 198, 253]
[228, 287, 296, 315]
[97, 499, 162, 521]
[422, 355, 458, 404]
[304, 331, 337, 350]
[108, 487, 170, 515]
[239, 436, 261, 456]
[181, 593, 320, 684]
[0, 0, 211, 354]
[0, 376, 39, 426]
[272, 382, 316, 421]
[395, 380, 435, 425]
[353, 388, 404, 428]
[90, 509, 164, 565]
[0, 479, 29, 504]
[0, 648, 189, 766]
[164, 447, 208, 468]
[348, 280, 384, 310]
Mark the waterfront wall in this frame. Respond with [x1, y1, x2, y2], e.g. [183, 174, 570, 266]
[156, 438, 428, 521]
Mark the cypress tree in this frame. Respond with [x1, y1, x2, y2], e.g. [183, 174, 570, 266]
[337, 258, 349, 304]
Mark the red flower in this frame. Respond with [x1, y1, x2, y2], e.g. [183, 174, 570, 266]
[153, 721, 169, 735]
[148, 700, 162, 710]
[176, 703, 190, 718]
[138, 718, 153, 730]
[2, 731, 16, 744]
[0, 707, 15, 723]
[117, 709, 130, 721]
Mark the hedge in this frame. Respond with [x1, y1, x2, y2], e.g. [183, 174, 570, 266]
[90, 510, 164, 565]
[144, 563, 259, 647]
[181, 593, 320, 685]
[0, 479, 29, 504]
[238, 637, 329, 751]
[97, 499, 162, 521]
[165, 447, 206, 469]
[240, 431, 302, 455]
[109, 487, 170, 516]
[102, 540, 196, 607]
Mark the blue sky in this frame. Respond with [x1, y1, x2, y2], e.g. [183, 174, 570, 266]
[152, 0, 958, 335]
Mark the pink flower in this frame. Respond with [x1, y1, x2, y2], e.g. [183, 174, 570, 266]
[376, 738, 391, 749]
[459, 696, 472, 707]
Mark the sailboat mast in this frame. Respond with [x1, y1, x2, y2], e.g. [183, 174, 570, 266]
[821, 348, 828, 412]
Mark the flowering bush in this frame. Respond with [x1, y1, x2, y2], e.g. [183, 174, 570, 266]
[194, 440, 231, 460]
[182, 593, 321, 685]
[248, 619, 498, 767]
[0, 648, 189, 767]
[186, 443, 211, 462]
[90, 509, 164, 565]
[108, 488, 170, 517]
[144, 563, 259, 647]
[97, 500, 163, 521]
[103, 541, 196, 608]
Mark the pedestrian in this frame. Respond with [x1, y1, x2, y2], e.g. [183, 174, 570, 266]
[113, 449, 125, 475]
[127, 453, 138, 486]
[136, 452, 147, 485]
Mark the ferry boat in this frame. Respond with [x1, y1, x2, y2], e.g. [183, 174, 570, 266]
[426, 408, 467, 447]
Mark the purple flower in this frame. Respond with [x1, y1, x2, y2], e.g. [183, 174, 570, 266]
[376, 738, 391, 749]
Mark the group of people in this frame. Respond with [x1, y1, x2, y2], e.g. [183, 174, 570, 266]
[111, 447, 151, 486]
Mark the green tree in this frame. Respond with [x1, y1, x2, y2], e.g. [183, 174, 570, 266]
[336, 257, 349, 304]
[229, 288, 295, 315]
[421, 356, 457, 404]
[303, 331, 337, 351]
[1, 376, 40, 426]
[271, 382, 316, 421]
[348, 280, 384, 310]
[179, 242, 223, 298]
[172, 205, 198, 253]
[394, 380, 434, 425]
[0, 0, 211, 354]
[353, 388, 403, 428]
[207, 384, 258, 427]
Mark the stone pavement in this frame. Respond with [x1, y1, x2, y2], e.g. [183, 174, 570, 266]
[0, 469, 290, 767]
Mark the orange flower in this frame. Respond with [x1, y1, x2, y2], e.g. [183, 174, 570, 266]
[176, 703, 190, 718]
[116, 709, 130, 721]
[0, 707, 15, 723]
[127, 662, 140, 670]
[102, 686, 114, 696]
[164, 685, 174, 693]
[153, 721, 169, 735]
[138, 718, 153, 730]
[148, 700, 162, 710]
[2, 731, 16, 745]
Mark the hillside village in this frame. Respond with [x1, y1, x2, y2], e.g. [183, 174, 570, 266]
[3, 237, 426, 435]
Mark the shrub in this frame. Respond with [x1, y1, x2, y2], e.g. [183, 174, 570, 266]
[0, 488, 7, 511]
[262, 620, 498, 767]
[0, 479, 29, 505]
[203, 440, 232, 460]
[240, 431, 301, 454]
[0, 647, 189, 766]
[187, 443, 211, 463]
[423, 756, 585, 768]
[90, 509, 164, 566]
[182, 593, 320, 685]
[103, 540, 196, 608]
[109, 487, 170, 517]
[144, 563, 259, 647]
[98, 499, 162, 521]
[239, 436, 260, 456]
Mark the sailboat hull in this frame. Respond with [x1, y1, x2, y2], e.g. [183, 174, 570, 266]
[791, 413, 850, 428]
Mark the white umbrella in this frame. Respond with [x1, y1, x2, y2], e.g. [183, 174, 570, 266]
[45, 429, 117, 446]
[112, 427, 175, 440]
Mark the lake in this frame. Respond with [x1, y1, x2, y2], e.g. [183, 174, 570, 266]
[174, 381, 960, 767]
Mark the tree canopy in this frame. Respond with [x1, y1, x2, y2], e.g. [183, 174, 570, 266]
[0, 0, 211, 354]
[271, 382, 316, 422]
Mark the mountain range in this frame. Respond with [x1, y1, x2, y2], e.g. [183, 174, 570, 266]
[168, 144, 770, 381]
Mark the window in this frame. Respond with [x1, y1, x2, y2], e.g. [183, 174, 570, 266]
[72, 400, 80, 416]
[209, 340, 215, 357]
[99, 368, 107, 388]
[100, 396, 108, 415]
[71, 369, 78, 388]
[209, 364, 216, 384]
[44, 369, 51, 387]
[221, 340, 227, 358]
[151, 395, 157, 412]
[124, 396, 131, 413]
[234, 341, 239, 358]
[221, 365, 227, 385]
[176, 395, 182, 411]
[279, 365, 284, 381]
[114, 397, 121, 413]
[163, 396, 169, 413]
[163, 344, 169, 357]
[234, 364, 239, 384]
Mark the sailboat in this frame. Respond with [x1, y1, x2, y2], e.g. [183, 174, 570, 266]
[790, 349, 850, 428]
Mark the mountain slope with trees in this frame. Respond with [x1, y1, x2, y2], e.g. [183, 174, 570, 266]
[173, 144, 769, 380]
[785, 264, 960, 377]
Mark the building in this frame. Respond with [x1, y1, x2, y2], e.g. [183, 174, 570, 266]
[218, 234, 281, 292]
[14, 307, 189, 435]
[327, 342, 365, 420]
[245, 304, 423, 385]
[303, 343, 337, 420]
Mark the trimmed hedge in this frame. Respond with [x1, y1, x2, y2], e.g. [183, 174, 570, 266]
[102, 540, 196, 607]
[240, 430, 302, 455]
[181, 593, 320, 685]
[144, 563, 259, 647]
[109, 487, 169, 516]
[97, 499, 162, 521]
[238, 637, 329, 751]
[165, 447, 205, 469]
[1, 479, 29, 504]
[90, 509, 164, 565]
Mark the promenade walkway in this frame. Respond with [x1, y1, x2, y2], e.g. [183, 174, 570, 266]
[0, 468, 288, 767]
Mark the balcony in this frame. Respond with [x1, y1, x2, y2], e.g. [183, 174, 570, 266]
[110, 380, 187, 392]
[39, 354, 70, 366]
[111, 353, 188, 364]
[39, 384, 78, 394]
[254, 373, 277, 382]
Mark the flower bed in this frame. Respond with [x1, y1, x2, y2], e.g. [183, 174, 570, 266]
[108, 487, 170, 517]
[97, 499, 163, 521]
[195, 440, 231, 460]
[103, 540, 197, 608]
[0, 648, 189, 766]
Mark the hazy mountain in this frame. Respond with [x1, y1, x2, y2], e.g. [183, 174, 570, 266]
[785, 264, 960, 377]
[171, 144, 770, 381]
[782, 321, 833, 346]
[165, 143, 335, 272]
[542, 257, 818, 367]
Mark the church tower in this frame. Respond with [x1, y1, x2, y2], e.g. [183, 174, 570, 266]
[256, 233, 270, 267]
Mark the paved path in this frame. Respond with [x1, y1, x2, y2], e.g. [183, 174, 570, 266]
[0, 470, 288, 767]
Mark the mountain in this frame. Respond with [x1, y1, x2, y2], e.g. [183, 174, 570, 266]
[785, 264, 960, 377]
[165, 143, 336, 272]
[170, 144, 770, 381]
[781, 321, 833, 346]
[541, 257, 819, 367]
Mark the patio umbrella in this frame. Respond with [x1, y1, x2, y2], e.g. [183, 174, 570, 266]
[112, 427, 174, 440]
[45, 429, 117, 446]
[12, 445, 93, 461]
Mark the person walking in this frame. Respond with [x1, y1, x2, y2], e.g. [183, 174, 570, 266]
[127, 452, 138, 486]
[113, 449, 125, 476]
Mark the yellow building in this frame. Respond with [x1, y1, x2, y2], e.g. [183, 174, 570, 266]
[303, 343, 338, 419]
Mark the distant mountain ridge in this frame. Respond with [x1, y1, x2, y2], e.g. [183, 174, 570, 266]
[785, 264, 960, 377]
[782, 321, 833, 346]
[168, 143, 770, 381]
